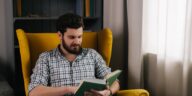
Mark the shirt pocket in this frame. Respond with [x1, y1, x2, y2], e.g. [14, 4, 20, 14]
[73, 60, 95, 80]
[49, 60, 71, 85]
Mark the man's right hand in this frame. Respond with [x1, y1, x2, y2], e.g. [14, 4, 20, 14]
[67, 86, 78, 94]
[29, 85, 78, 96]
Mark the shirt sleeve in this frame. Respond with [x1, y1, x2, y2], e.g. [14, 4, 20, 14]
[90, 49, 111, 79]
[28, 52, 50, 93]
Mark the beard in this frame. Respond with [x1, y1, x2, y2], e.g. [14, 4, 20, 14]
[61, 38, 82, 55]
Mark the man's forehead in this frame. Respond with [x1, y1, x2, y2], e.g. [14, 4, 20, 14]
[66, 27, 83, 31]
[65, 28, 83, 36]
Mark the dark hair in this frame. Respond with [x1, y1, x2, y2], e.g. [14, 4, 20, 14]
[56, 13, 84, 34]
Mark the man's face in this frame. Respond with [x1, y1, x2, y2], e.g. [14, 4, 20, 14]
[61, 27, 83, 54]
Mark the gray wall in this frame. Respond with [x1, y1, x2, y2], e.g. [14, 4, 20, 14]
[0, 0, 14, 85]
[103, 0, 127, 89]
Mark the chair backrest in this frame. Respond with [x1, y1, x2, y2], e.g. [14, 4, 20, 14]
[16, 28, 113, 96]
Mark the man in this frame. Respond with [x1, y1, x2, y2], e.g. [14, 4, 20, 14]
[28, 13, 120, 96]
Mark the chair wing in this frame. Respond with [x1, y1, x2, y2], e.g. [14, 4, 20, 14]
[98, 28, 113, 66]
[16, 29, 31, 96]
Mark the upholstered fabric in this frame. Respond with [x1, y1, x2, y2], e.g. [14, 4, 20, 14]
[16, 29, 31, 96]
[98, 28, 113, 65]
[16, 28, 149, 96]
[117, 89, 149, 96]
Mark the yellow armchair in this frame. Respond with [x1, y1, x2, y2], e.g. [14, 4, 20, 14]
[16, 28, 149, 96]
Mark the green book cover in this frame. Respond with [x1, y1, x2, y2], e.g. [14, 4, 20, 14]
[105, 69, 122, 86]
[74, 69, 122, 96]
[74, 79, 106, 96]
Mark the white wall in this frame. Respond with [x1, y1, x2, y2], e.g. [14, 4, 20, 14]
[0, 0, 7, 63]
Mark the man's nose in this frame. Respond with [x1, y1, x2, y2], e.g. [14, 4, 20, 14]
[74, 38, 81, 44]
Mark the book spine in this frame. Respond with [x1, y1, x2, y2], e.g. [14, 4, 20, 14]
[17, 0, 22, 16]
[85, 0, 90, 17]
[76, 0, 83, 16]
[90, 0, 95, 17]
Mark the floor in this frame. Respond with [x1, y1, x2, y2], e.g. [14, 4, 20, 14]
[0, 76, 14, 96]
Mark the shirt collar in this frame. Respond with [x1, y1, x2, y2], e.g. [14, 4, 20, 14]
[55, 44, 87, 62]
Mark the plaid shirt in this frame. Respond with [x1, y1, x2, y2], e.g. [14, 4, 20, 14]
[28, 47, 111, 95]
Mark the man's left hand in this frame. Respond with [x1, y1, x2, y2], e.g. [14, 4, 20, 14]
[88, 89, 111, 96]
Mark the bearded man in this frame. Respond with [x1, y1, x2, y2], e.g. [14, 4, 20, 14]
[28, 13, 119, 96]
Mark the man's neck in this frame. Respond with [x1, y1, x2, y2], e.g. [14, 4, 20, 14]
[59, 45, 77, 62]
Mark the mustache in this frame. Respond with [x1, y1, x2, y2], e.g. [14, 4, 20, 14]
[71, 44, 81, 47]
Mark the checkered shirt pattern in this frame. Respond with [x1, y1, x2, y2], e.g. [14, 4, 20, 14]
[28, 47, 111, 95]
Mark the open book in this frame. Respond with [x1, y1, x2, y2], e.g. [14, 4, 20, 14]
[74, 70, 122, 96]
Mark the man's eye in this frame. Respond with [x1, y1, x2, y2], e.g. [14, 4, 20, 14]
[69, 36, 75, 39]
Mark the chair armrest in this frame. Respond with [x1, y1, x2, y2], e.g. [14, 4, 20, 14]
[117, 89, 149, 96]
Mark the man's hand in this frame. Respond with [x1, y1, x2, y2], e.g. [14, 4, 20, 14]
[67, 86, 78, 94]
[84, 89, 111, 96]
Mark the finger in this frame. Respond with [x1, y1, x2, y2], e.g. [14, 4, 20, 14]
[106, 84, 110, 89]
[90, 89, 102, 96]
[84, 91, 94, 96]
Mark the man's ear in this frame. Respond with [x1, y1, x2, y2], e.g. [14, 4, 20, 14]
[57, 31, 63, 40]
